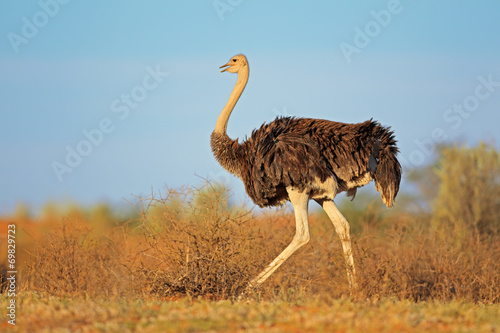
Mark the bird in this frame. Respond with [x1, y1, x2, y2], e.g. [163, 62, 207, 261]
[211, 54, 402, 293]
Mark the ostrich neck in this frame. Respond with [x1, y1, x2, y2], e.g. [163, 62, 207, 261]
[214, 69, 249, 134]
[211, 67, 249, 178]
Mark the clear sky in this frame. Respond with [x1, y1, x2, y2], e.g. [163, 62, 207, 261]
[1, 1, 499, 214]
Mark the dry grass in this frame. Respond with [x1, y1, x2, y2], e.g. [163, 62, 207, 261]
[24, 219, 129, 298]
[2, 182, 497, 305]
[2, 293, 499, 332]
[1, 182, 499, 331]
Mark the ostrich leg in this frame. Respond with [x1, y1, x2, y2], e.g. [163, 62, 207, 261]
[315, 199, 358, 291]
[246, 188, 311, 290]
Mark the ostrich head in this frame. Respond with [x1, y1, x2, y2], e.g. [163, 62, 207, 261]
[220, 54, 248, 73]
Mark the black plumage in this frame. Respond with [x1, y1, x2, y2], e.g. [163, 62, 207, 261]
[211, 116, 402, 208]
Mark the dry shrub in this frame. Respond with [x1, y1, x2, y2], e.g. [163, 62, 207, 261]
[128, 185, 266, 299]
[238, 206, 500, 304]
[15, 185, 500, 303]
[14, 195, 500, 303]
[25, 218, 128, 298]
[353, 221, 500, 303]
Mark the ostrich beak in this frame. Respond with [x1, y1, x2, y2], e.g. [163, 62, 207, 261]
[219, 62, 231, 73]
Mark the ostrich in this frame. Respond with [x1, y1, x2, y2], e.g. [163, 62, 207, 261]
[211, 54, 401, 292]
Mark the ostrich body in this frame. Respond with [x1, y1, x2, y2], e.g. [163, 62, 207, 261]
[211, 54, 401, 291]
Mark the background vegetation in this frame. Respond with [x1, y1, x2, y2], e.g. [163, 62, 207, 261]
[1, 142, 499, 331]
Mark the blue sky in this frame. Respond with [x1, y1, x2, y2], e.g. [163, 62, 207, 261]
[1, 1, 500, 214]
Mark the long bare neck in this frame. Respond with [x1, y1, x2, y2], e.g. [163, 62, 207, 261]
[211, 66, 249, 178]
[214, 68, 249, 134]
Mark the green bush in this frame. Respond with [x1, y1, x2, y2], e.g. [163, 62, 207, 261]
[432, 142, 500, 241]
